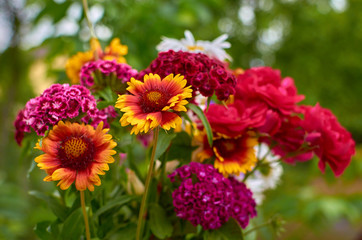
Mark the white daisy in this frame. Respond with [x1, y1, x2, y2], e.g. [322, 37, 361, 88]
[236, 143, 283, 205]
[156, 30, 232, 62]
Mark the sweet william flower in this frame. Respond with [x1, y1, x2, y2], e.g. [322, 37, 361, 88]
[301, 103, 355, 176]
[14, 84, 115, 145]
[138, 50, 236, 101]
[66, 38, 128, 84]
[115, 73, 192, 134]
[168, 162, 256, 230]
[34, 121, 117, 191]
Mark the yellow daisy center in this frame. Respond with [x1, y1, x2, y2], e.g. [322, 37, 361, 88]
[146, 91, 162, 103]
[187, 45, 204, 51]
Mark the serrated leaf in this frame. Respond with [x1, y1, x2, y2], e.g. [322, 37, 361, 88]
[148, 203, 173, 239]
[154, 130, 177, 160]
[93, 195, 136, 219]
[187, 103, 213, 147]
[29, 191, 68, 221]
[60, 208, 84, 240]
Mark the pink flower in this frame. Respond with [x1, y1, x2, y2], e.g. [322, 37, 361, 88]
[301, 103, 355, 176]
[235, 67, 304, 116]
[206, 99, 267, 137]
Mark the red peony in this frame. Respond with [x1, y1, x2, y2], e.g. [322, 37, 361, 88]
[235, 67, 305, 115]
[206, 99, 267, 138]
[301, 103, 355, 176]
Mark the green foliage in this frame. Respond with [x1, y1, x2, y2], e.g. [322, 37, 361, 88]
[1, 0, 362, 239]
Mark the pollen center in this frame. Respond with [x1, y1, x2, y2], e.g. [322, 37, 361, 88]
[64, 138, 87, 158]
[146, 91, 162, 104]
[187, 45, 204, 51]
[141, 90, 170, 113]
[59, 136, 95, 171]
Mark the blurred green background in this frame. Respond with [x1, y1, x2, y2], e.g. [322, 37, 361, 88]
[0, 0, 361, 239]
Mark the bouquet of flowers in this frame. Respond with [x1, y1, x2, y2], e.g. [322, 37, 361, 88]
[15, 4, 355, 240]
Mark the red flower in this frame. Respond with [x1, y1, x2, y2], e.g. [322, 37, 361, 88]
[206, 99, 267, 138]
[269, 115, 314, 163]
[302, 103, 355, 176]
[235, 67, 304, 115]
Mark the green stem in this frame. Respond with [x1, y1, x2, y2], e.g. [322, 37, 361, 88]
[82, 0, 96, 38]
[244, 220, 271, 236]
[136, 127, 160, 240]
[80, 191, 91, 240]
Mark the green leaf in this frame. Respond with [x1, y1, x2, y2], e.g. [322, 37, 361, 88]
[34, 221, 53, 240]
[154, 130, 177, 160]
[29, 191, 68, 221]
[187, 103, 213, 147]
[167, 131, 196, 162]
[148, 203, 173, 239]
[60, 208, 84, 240]
[93, 195, 136, 219]
[212, 218, 244, 240]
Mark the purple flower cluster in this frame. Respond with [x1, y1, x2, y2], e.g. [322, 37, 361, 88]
[80, 59, 138, 89]
[14, 84, 116, 145]
[138, 50, 237, 101]
[168, 162, 256, 230]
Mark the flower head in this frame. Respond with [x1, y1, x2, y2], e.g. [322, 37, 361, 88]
[34, 121, 117, 191]
[66, 38, 128, 84]
[14, 84, 115, 145]
[197, 132, 258, 176]
[168, 162, 256, 230]
[80, 59, 138, 94]
[156, 30, 232, 61]
[301, 103, 355, 176]
[115, 73, 192, 134]
[138, 50, 236, 101]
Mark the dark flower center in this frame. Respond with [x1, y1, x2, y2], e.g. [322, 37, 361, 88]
[140, 90, 170, 113]
[58, 136, 95, 171]
[213, 138, 238, 158]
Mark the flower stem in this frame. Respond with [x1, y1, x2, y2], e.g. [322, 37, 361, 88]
[82, 0, 96, 38]
[80, 191, 91, 240]
[136, 127, 160, 240]
[244, 220, 271, 236]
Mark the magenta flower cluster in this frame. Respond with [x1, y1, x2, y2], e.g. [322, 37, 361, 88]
[14, 84, 116, 145]
[168, 162, 256, 230]
[138, 50, 237, 100]
[80, 59, 138, 88]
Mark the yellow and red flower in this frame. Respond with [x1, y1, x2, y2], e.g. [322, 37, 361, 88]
[115, 73, 193, 134]
[34, 121, 117, 191]
[66, 38, 128, 84]
[197, 132, 258, 176]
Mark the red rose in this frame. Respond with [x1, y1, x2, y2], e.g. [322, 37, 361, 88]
[206, 99, 267, 137]
[302, 103, 355, 176]
[270, 115, 315, 163]
[235, 67, 304, 115]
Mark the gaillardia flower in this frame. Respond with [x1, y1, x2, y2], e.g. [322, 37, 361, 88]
[34, 121, 117, 191]
[115, 73, 192, 134]
[198, 132, 258, 176]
